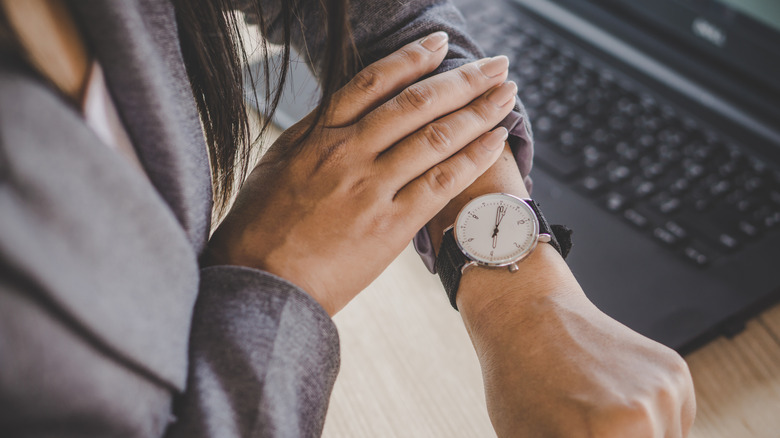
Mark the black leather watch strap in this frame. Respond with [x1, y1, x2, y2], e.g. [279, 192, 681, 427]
[435, 199, 573, 311]
[529, 199, 573, 258]
[526, 199, 563, 256]
[435, 229, 468, 310]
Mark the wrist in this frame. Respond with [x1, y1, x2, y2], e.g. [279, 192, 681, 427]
[456, 244, 581, 331]
[428, 143, 529, 255]
[205, 226, 339, 315]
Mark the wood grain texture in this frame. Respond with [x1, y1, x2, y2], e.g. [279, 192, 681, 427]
[323, 245, 496, 438]
[759, 304, 780, 344]
[323, 244, 780, 437]
[686, 309, 780, 438]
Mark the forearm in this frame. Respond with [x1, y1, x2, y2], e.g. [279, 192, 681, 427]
[427, 147, 695, 437]
[426, 141, 573, 322]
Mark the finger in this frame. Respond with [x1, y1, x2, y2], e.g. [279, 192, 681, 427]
[356, 55, 510, 154]
[377, 80, 517, 188]
[325, 31, 450, 127]
[392, 127, 508, 228]
[679, 363, 697, 436]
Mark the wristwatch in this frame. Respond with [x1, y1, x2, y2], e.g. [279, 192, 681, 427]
[435, 193, 572, 310]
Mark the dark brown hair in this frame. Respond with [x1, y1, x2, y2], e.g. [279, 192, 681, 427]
[172, 0, 358, 217]
[0, 6, 20, 59]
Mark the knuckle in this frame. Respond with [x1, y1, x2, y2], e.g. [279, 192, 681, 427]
[348, 175, 372, 195]
[314, 137, 349, 169]
[471, 100, 495, 125]
[398, 45, 427, 67]
[592, 399, 656, 438]
[345, 167, 386, 202]
[669, 355, 694, 394]
[352, 66, 383, 95]
[369, 211, 394, 238]
[457, 66, 481, 88]
[397, 84, 435, 111]
[460, 145, 483, 170]
[627, 402, 656, 435]
[420, 122, 453, 155]
[426, 165, 457, 194]
[671, 354, 691, 377]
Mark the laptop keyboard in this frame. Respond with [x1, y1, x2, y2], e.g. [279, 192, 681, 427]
[458, 1, 780, 267]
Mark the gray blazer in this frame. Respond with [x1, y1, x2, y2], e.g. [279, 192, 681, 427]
[0, 0, 530, 436]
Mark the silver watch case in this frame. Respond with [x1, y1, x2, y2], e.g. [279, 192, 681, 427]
[447, 193, 551, 274]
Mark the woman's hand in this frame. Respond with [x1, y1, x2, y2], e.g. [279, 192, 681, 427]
[205, 32, 517, 315]
[458, 246, 697, 438]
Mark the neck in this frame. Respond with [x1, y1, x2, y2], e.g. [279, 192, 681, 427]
[0, 0, 90, 103]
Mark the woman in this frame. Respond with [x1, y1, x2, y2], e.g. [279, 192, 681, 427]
[0, 0, 695, 436]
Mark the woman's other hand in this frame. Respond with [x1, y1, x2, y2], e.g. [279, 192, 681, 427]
[458, 246, 697, 437]
[205, 32, 516, 315]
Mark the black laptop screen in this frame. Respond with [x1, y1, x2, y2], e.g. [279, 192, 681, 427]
[600, 0, 780, 94]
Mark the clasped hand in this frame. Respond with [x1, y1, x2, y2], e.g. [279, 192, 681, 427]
[206, 32, 516, 315]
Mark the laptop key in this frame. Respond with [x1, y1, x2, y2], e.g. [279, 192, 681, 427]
[583, 145, 607, 169]
[709, 180, 732, 198]
[623, 208, 649, 229]
[578, 174, 609, 196]
[653, 226, 680, 246]
[618, 177, 656, 200]
[642, 161, 666, 180]
[634, 180, 656, 198]
[683, 219, 741, 252]
[760, 210, 780, 230]
[664, 220, 689, 240]
[657, 196, 681, 214]
[741, 176, 764, 193]
[752, 206, 779, 230]
[615, 141, 641, 163]
[717, 233, 740, 251]
[533, 115, 555, 140]
[669, 177, 691, 195]
[682, 243, 715, 267]
[607, 164, 632, 183]
[557, 130, 578, 154]
[735, 196, 760, 213]
[738, 220, 760, 238]
[604, 192, 628, 212]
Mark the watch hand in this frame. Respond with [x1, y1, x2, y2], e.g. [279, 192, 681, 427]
[496, 205, 506, 226]
[493, 233, 498, 249]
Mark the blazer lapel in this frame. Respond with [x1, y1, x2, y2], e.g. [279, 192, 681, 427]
[69, 0, 213, 254]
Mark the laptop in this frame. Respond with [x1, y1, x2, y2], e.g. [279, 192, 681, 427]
[247, 0, 780, 353]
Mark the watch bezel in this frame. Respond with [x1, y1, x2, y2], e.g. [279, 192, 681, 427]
[452, 193, 540, 268]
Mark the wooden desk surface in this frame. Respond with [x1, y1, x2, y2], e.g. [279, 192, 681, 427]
[322, 244, 780, 438]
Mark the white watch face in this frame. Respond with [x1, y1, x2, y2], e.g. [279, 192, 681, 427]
[454, 193, 540, 266]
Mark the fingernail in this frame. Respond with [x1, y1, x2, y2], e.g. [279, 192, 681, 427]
[487, 81, 518, 106]
[420, 31, 449, 51]
[483, 127, 509, 151]
[479, 55, 509, 78]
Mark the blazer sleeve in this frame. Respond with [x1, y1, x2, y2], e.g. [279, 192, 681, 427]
[235, 0, 532, 168]
[167, 266, 339, 438]
[235, 0, 534, 272]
